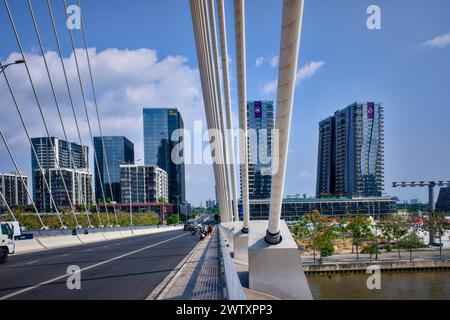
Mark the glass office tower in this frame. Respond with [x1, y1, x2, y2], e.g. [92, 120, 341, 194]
[143, 108, 185, 204]
[316, 102, 384, 198]
[243, 101, 274, 200]
[94, 136, 134, 203]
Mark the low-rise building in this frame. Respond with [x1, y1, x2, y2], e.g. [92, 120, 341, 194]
[120, 165, 168, 204]
[0, 172, 29, 210]
[240, 196, 397, 221]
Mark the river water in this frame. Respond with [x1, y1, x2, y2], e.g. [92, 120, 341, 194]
[307, 271, 450, 300]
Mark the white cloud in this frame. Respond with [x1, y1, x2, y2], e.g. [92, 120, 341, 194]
[296, 60, 326, 82]
[297, 170, 312, 178]
[262, 79, 278, 95]
[0, 47, 214, 204]
[422, 32, 450, 48]
[255, 56, 264, 66]
[270, 55, 279, 68]
[261, 60, 325, 95]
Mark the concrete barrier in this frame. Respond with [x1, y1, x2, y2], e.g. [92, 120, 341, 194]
[14, 239, 46, 254]
[103, 231, 123, 240]
[120, 230, 134, 238]
[14, 225, 183, 255]
[77, 233, 106, 244]
[38, 235, 83, 249]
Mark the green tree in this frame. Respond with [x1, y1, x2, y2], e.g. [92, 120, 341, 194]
[342, 213, 372, 260]
[166, 214, 179, 225]
[293, 211, 337, 263]
[361, 243, 380, 263]
[422, 212, 449, 259]
[157, 197, 166, 203]
[398, 233, 427, 262]
[379, 214, 408, 259]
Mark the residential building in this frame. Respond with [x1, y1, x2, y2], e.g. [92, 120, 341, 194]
[0, 172, 28, 209]
[243, 101, 274, 200]
[31, 137, 92, 211]
[316, 102, 385, 197]
[120, 165, 168, 204]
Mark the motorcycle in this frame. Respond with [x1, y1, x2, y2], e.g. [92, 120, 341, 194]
[191, 226, 197, 235]
[198, 228, 206, 240]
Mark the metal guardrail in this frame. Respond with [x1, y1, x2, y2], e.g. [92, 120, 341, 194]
[218, 226, 246, 300]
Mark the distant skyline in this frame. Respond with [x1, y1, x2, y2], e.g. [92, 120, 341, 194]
[1, 0, 450, 206]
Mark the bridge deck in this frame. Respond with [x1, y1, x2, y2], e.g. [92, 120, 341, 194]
[157, 228, 223, 300]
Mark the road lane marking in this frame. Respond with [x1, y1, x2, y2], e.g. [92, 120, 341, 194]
[0, 232, 188, 300]
[26, 260, 39, 265]
[61, 254, 70, 257]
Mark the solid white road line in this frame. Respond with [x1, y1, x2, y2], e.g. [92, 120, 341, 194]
[26, 260, 39, 265]
[0, 233, 188, 300]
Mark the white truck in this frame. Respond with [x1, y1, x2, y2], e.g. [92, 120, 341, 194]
[1, 222, 15, 263]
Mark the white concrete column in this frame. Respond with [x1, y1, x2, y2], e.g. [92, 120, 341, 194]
[266, 0, 304, 244]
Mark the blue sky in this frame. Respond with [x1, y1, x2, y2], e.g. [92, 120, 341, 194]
[1, 0, 450, 206]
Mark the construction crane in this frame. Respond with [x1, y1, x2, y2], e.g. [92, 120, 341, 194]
[392, 180, 450, 243]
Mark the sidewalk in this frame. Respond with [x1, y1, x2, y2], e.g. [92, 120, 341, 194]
[155, 228, 224, 300]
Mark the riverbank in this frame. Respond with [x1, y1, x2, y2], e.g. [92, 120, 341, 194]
[302, 248, 450, 274]
[304, 258, 450, 274]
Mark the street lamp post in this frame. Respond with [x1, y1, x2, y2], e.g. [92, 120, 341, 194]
[0, 60, 25, 74]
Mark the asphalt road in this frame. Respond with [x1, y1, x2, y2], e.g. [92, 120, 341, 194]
[0, 229, 199, 300]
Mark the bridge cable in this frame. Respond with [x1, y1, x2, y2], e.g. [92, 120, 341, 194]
[77, 0, 119, 226]
[27, 0, 93, 227]
[46, 0, 100, 227]
[60, 0, 112, 227]
[4, 0, 73, 228]
[0, 123, 46, 229]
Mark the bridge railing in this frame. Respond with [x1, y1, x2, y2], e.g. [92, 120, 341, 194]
[218, 226, 246, 300]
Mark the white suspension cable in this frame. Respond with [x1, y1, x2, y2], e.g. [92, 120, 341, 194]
[0, 190, 16, 222]
[201, 0, 230, 222]
[77, 0, 118, 226]
[190, 0, 227, 222]
[233, 0, 250, 232]
[207, 0, 233, 222]
[61, 0, 111, 227]
[4, 0, 70, 228]
[266, 0, 304, 245]
[46, 0, 98, 227]
[217, 0, 239, 222]
[28, 0, 89, 227]
[0, 128, 45, 228]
